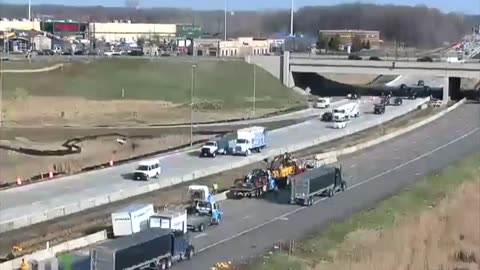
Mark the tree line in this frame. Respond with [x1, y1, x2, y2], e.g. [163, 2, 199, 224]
[0, 3, 476, 48]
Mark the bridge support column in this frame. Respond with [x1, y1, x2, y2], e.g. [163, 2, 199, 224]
[281, 51, 291, 87]
[443, 76, 450, 104]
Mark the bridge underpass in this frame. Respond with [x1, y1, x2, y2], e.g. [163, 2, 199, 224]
[282, 52, 480, 103]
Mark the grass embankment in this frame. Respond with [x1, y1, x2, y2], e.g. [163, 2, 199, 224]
[2, 58, 305, 110]
[247, 151, 480, 270]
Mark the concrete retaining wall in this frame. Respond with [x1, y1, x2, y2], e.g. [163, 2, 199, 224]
[0, 98, 439, 234]
[0, 230, 107, 270]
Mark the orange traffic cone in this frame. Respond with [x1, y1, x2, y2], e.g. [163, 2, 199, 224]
[16, 176, 22, 185]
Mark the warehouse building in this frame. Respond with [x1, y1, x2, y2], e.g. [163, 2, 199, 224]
[318, 29, 382, 49]
[88, 21, 176, 43]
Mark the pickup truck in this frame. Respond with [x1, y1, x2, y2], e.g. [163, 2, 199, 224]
[200, 138, 235, 158]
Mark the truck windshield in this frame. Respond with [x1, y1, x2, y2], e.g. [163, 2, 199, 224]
[236, 139, 248, 144]
[137, 165, 149, 171]
[333, 109, 345, 113]
[205, 142, 216, 146]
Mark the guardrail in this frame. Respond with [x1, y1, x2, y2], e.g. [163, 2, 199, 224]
[0, 98, 431, 234]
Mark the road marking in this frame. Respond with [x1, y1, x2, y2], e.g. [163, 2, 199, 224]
[194, 233, 208, 239]
[350, 164, 357, 168]
[279, 217, 289, 221]
[196, 127, 479, 253]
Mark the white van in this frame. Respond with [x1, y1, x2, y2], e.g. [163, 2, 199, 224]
[133, 159, 161, 180]
[316, 97, 331, 109]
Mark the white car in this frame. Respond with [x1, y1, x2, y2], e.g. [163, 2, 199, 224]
[316, 97, 331, 109]
[133, 159, 161, 180]
[332, 121, 347, 129]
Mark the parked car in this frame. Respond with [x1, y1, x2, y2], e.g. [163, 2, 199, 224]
[369, 56, 381, 61]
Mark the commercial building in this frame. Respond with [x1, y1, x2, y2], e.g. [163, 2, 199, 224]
[0, 18, 41, 32]
[88, 21, 176, 43]
[318, 29, 382, 49]
[219, 37, 269, 57]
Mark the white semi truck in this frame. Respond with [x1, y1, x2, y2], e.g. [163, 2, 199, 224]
[332, 102, 360, 122]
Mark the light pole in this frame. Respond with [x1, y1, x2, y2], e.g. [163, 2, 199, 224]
[252, 64, 256, 118]
[28, 0, 32, 21]
[224, 0, 227, 41]
[190, 64, 196, 146]
[290, 0, 294, 37]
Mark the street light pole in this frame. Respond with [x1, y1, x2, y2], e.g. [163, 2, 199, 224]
[28, 0, 32, 21]
[290, 0, 294, 37]
[252, 64, 256, 118]
[190, 65, 194, 146]
[224, 0, 227, 41]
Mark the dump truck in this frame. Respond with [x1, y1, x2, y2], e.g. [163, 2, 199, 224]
[90, 228, 194, 270]
[230, 169, 274, 198]
[290, 165, 347, 206]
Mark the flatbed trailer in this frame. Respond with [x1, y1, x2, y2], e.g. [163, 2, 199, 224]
[230, 169, 271, 198]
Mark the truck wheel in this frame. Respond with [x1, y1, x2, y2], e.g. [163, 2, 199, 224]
[198, 224, 204, 232]
[166, 258, 172, 269]
[158, 260, 167, 270]
[328, 188, 334, 197]
[309, 197, 313, 206]
[212, 152, 216, 158]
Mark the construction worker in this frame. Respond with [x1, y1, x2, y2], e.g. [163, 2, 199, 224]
[20, 258, 29, 270]
[212, 182, 219, 195]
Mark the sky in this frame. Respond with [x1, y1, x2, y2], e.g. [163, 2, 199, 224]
[4, 0, 480, 15]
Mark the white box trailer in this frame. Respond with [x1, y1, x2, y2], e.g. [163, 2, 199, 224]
[111, 204, 155, 237]
[149, 210, 188, 234]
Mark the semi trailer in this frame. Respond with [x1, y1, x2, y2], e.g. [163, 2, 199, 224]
[90, 228, 194, 270]
[290, 165, 347, 206]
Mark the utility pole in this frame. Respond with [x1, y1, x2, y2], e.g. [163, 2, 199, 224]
[190, 65, 194, 145]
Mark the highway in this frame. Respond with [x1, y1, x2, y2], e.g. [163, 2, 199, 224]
[0, 98, 426, 229]
[67, 102, 480, 270]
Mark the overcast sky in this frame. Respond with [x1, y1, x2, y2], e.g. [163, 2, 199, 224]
[4, 0, 480, 15]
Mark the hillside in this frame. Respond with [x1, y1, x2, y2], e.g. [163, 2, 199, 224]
[0, 3, 476, 47]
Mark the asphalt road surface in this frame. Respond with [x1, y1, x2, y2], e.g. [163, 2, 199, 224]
[0, 98, 426, 226]
[172, 102, 480, 270]
[66, 102, 480, 270]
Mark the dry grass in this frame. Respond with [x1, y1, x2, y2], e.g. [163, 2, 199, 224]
[319, 180, 480, 270]
[2, 96, 278, 126]
[0, 134, 210, 184]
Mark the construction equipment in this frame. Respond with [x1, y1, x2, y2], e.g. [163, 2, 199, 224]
[230, 169, 273, 198]
[269, 153, 304, 188]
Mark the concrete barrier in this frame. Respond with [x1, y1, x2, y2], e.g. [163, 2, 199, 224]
[315, 98, 466, 160]
[1, 98, 444, 233]
[0, 230, 107, 270]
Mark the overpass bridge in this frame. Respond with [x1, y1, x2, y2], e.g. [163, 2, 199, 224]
[248, 52, 480, 103]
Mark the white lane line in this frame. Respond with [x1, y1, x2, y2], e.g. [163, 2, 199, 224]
[196, 127, 479, 253]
